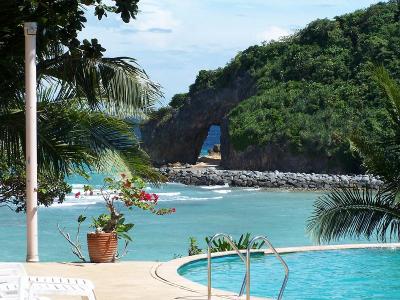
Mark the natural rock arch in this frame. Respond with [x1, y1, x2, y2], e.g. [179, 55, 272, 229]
[141, 71, 360, 174]
[141, 72, 256, 166]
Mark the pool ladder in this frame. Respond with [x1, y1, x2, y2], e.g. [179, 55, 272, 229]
[207, 233, 289, 300]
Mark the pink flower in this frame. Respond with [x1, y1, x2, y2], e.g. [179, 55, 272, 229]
[138, 191, 146, 201]
[75, 192, 81, 198]
[152, 193, 159, 203]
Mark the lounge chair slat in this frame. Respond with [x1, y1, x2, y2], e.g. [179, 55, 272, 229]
[0, 263, 97, 300]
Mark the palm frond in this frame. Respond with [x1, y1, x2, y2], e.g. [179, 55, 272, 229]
[307, 186, 400, 243]
[68, 109, 164, 182]
[0, 108, 25, 165]
[374, 66, 400, 118]
[37, 80, 76, 103]
[347, 67, 400, 186]
[351, 134, 400, 182]
[0, 47, 25, 110]
[38, 55, 162, 118]
[0, 92, 164, 183]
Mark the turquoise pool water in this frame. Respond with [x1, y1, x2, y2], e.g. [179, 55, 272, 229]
[179, 248, 400, 299]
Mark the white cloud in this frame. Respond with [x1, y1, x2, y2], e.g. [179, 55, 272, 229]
[257, 26, 291, 42]
[80, 0, 380, 103]
[124, 0, 180, 48]
[134, 2, 179, 32]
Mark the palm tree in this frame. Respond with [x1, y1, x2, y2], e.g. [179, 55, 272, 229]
[0, 1, 163, 183]
[308, 67, 400, 243]
[0, 51, 163, 182]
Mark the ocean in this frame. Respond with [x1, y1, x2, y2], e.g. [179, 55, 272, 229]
[0, 126, 360, 262]
[200, 125, 220, 156]
[0, 178, 326, 262]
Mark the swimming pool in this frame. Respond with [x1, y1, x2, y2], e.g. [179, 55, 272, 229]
[178, 248, 400, 300]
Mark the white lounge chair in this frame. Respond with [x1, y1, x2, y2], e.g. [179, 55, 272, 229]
[28, 276, 96, 300]
[0, 264, 30, 300]
[0, 263, 96, 300]
[0, 275, 28, 300]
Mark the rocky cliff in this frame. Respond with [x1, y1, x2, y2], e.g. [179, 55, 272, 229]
[142, 1, 399, 174]
[141, 72, 256, 165]
[220, 118, 360, 174]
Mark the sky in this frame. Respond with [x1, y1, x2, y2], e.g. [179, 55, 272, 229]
[80, 0, 383, 106]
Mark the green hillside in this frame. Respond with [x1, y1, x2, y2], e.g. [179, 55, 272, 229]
[159, 1, 400, 172]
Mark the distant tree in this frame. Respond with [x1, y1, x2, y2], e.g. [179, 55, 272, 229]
[0, 160, 71, 212]
[170, 93, 189, 109]
[396, 0, 400, 21]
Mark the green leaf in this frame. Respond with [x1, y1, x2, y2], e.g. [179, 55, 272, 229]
[308, 186, 400, 243]
[124, 223, 134, 231]
[77, 215, 86, 223]
[104, 177, 114, 183]
[117, 232, 132, 241]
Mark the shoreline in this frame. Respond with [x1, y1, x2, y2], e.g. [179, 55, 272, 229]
[158, 166, 383, 190]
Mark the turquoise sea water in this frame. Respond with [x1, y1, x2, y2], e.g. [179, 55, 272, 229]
[200, 125, 220, 156]
[0, 173, 326, 262]
[179, 248, 400, 299]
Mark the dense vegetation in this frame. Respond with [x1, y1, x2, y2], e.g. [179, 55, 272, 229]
[308, 67, 400, 243]
[170, 93, 189, 109]
[164, 0, 400, 172]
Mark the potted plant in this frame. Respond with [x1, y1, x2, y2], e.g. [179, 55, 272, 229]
[59, 175, 175, 263]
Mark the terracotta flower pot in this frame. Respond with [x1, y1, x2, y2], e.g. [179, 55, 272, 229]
[87, 232, 118, 263]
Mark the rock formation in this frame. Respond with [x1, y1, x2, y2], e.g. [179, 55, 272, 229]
[141, 72, 255, 166]
[219, 119, 359, 174]
[158, 167, 383, 190]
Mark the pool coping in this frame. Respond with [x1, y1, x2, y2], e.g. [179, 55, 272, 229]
[153, 243, 400, 300]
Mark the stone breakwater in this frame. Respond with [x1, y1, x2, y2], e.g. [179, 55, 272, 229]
[158, 167, 383, 190]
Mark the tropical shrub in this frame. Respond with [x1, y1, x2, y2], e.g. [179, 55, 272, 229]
[59, 175, 175, 261]
[187, 233, 265, 256]
[188, 237, 203, 256]
[206, 233, 265, 252]
[77, 175, 175, 241]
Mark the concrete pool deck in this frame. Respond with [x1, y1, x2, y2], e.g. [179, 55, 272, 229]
[24, 243, 400, 300]
[25, 261, 245, 300]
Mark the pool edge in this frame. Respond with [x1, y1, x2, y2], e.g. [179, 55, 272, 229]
[153, 243, 400, 300]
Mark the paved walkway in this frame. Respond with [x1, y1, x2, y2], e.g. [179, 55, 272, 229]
[25, 262, 240, 300]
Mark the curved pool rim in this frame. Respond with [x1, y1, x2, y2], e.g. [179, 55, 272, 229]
[153, 243, 400, 300]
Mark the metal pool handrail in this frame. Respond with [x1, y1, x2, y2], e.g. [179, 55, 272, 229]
[246, 236, 289, 300]
[207, 233, 247, 300]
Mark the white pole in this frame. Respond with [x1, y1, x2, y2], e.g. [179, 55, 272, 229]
[24, 22, 39, 263]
